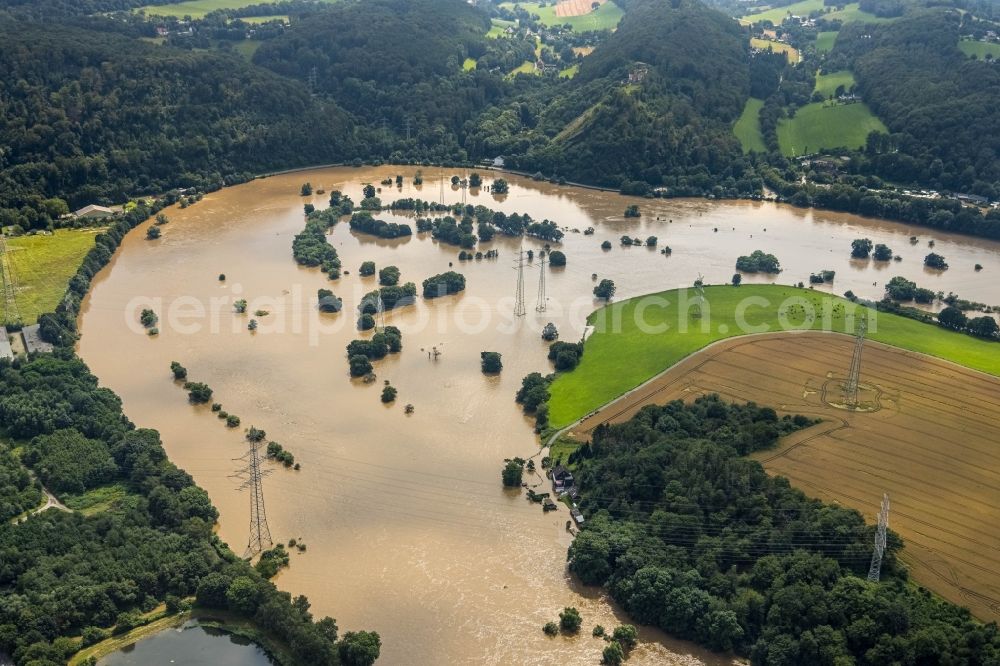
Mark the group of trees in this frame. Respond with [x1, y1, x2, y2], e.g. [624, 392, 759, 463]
[293, 208, 343, 279]
[346, 326, 403, 377]
[422, 272, 466, 298]
[566, 394, 1000, 662]
[735, 250, 781, 274]
[349, 212, 412, 239]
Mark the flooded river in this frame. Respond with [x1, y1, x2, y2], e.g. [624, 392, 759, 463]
[77, 167, 1000, 665]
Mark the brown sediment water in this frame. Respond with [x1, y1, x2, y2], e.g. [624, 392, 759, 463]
[77, 167, 1000, 665]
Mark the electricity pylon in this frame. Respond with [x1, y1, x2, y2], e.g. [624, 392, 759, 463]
[232, 437, 273, 558]
[846, 315, 868, 406]
[692, 273, 705, 319]
[867, 493, 890, 583]
[535, 254, 547, 312]
[513, 250, 527, 317]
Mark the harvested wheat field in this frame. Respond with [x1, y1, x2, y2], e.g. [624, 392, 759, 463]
[567, 331, 1000, 623]
[556, 0, 605, 17]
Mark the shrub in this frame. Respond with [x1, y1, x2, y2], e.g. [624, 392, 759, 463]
[170, 361, 187, 380]
[381, 385, 397, 403]
[481, 351, 502, 373]
[318, 289, 342, 313]
[502, 459, 524, 487]
[184, 382, 213, 404]
[542, 622, 559, 637]
[379, 265, 401, 286]
[349, 355, 373, 377]
[593, 279, 616, 300]
[559, 607, 582, 633]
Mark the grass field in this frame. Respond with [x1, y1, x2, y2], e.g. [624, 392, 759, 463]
[232, 39, 261, 60]
[958, 39, 1000, 59]
[507, 60, 538, 78]
[734, 97, 767, 153]
[487, 18, 516, 38]
[499, 1, 624, 31]
[813, 69, 855, 98]
[559, 64, 579, 78]
[62, 483, 129, 516]
[777, 101, 886, 156]
[740, 0, 824, 25]
[565, 330, 1000, 624]
[136, 0, 332, 19]
[547, 284, 1000, 427]
[1, 230, 101, 324]
[242, 15, 288, 23]
[742, 1, 892, 26]
[826, 3, 894, 23]
[815, 30, 839, 52]
[750, 38, 800, 63]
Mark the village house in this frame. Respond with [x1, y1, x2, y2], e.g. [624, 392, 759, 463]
[73, 204, 115, 220]
[551, 465, 575, 494]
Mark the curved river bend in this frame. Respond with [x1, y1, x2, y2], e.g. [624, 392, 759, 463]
[78, 167, 1000, 665]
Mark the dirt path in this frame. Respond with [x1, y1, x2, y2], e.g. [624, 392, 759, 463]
[560, 330, 1000, 623]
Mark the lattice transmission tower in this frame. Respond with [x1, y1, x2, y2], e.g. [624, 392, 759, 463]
[513, 250, 527, 317]
[867, 493, 890, 582]
[232, 436, 273, 558]
[535, 254, 547, 313]
[845, 315, 868, 406]
[692, 273, 705, 319]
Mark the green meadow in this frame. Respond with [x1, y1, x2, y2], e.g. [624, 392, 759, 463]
[958, 39, 1000, 59]
[499, 1, 624, 31]
[136, 0, 334, 19]
[734, 97, 767, 153]
[1, 229, 101, 324]
[815, 31, 839, 52]
[814, 69, 856, 98]
[777, 101, 886, 156]
[547, 284, 1000, 427]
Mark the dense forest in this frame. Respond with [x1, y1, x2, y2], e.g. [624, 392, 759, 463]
[567, 396, 1000, 663]
[834, 10, 1000, 198]
[2, 0, 997, 236]
[0, 21, 358, 229]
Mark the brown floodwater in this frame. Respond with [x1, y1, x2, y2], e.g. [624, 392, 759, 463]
[77, 167, 1000, 665]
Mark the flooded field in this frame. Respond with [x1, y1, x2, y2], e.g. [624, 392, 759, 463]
[77, 167, 1000, 664]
